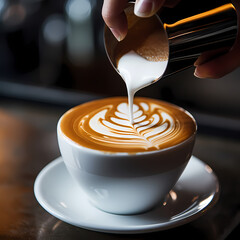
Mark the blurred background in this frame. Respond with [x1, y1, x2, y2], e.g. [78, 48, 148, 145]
[0, 0, 239, 137]
[0, 1, 239, 238]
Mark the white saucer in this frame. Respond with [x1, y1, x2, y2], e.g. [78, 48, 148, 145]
[34, 156, 219, 234]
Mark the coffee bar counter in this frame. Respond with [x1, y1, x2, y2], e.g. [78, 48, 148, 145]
[0, 98, 239, 240]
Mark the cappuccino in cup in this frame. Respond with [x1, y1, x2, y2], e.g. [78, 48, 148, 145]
[58, 97, 196, 214]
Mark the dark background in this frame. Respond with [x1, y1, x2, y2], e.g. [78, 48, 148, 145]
[0, 1, 239, 239]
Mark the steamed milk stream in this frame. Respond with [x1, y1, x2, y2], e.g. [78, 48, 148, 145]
[115, 13, 169, 124]
[118, 51, 168, 123]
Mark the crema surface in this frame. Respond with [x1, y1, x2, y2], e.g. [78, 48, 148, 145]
[60, 97, 196, 153]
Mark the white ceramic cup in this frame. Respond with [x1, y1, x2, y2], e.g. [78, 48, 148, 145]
[57, 110, 196, 215]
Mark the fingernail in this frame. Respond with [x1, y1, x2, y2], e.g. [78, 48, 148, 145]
[194, 68, 204, 78]
[110, 28, 123, 41]
[134, 0, 155, 17]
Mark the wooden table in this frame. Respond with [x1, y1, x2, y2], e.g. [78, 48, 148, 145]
[0, 100, 239, 239]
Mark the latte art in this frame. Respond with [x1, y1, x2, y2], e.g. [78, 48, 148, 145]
[87, 102, 177, 150]
[60, 97, 196, 153]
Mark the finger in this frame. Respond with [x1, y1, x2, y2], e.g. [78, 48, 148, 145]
[134, 0, 166, 17]
[194, 47, 240, 79]
[102, 0, 128, 41]
[194, 47, 229, 67]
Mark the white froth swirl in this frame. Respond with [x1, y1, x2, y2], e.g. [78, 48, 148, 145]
[78, 101, 180, 151]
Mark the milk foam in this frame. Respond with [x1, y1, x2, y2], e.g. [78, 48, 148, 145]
[60, 97, 196, 153]
[117, 50, 168, 124]
[81, 101, 177, 151]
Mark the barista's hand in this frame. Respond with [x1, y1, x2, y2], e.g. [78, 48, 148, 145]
[194, 0, 240, 79]
[102, 0, 171, 41]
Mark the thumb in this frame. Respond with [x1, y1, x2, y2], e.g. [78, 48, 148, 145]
[134, 0, 165, 17]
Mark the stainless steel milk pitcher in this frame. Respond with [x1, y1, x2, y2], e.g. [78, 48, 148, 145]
[104, 1, 238, 79]
[164, 2, 238, 77]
